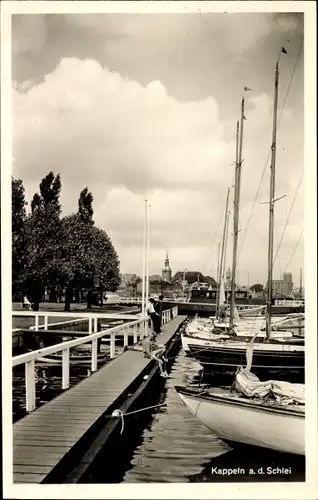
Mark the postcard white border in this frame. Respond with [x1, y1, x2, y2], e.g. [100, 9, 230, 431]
[1, 2, 317, 499]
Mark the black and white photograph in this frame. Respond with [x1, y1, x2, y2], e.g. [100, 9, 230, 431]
[1, 1, 317, 498]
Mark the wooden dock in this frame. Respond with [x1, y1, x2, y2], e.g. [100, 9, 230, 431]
[13, 315, 186, 484]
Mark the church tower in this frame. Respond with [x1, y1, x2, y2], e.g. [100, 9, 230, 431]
[162, 253, 172, 282]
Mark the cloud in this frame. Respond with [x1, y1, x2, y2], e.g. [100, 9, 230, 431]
[12, 15, 47, 57]
[13, 50, 303, 283]
[13, 57, 234, 198]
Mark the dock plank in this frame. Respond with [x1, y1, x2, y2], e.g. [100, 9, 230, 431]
[13, 316, 186, 484]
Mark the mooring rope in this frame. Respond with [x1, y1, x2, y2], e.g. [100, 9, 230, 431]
[111, 401, 177, 434]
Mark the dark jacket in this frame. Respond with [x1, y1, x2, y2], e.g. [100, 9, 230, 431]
[154, 300, 163, 316]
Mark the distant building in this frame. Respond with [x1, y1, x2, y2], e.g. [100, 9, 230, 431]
[149, 274, 162, 282]
[270, 272, 294, 298]
[162, 253, 172, 282]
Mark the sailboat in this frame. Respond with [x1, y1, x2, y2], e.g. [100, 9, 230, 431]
[184, 64, 304, 381]
[176, 51, 305, 455]
[177, 326, 305, 455]
[175, 367, 305, 455]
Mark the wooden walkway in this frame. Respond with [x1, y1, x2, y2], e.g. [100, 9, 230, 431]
[13, 315, 186, 484]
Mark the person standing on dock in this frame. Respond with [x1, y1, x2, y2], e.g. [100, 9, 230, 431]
[146, 298, 161, 335]
[154, 294, 164, 334]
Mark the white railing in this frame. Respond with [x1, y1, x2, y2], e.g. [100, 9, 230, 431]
[118, 297, 143, 304]
[12, 306, 178, 414]
[13, 310, 139, 333]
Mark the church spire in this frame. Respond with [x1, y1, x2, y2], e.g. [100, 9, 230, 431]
[165, 252, 169, 267]
[162, 252, 172, 281]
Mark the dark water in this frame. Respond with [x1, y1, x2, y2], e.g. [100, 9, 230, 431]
[12, 344, 123, 423]
[119, 349, 305, 483]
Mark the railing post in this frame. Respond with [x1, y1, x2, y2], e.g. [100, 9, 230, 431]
[138, 321, 144, 340]
[91, 315, 98, 372]
[44, 313, 48, 330]
[133, 324, 138, 344]
[62, 348, 70, 389]
[124, 327, 128, 347]
[91, 339, 98, 372]
[88, 316, 92, 335]
[110, 332, 115, 358]
[93, 316, 98, 333]
[34, 315, 39, 331]
[25, 359, 36, 412]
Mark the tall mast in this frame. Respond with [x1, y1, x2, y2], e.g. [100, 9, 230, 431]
[266, 62, 279, 340]
[217, 188, 230, 317]
[216, 242, 221, 311]
[230, 118, 241, 328]
[145, 204, 150, 302]
[299, 267, 302, 300]
[141, 199, 147, 317]
[222, 207, 230, 299]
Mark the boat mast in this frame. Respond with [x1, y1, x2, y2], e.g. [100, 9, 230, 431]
[216, 242, 221, 311]
[216, 188, 230, 318]
[141, 199, 148, 318]
[266, 62, 279, 340]
[229, 118, 241, 328]
[299, 267, 302, 300]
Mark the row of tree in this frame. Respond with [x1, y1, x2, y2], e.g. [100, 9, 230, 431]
[12, 172, 121, 310]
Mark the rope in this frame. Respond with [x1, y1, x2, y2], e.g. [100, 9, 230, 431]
[111, 399, 182, 434]
[283, 227, 304, 273]
[273, 169, 303, 267]
[236, 38, 304, 264]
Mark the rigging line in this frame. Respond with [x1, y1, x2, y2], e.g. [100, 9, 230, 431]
[273, 169, 304, 267]
[210, 209, 223, 251]
[283, 227, 304, 273]
[236, 38, 304, 266]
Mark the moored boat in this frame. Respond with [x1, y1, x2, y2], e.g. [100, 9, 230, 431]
[36, 352, 107, 366]
[175, 370, 305, 455]
[186, 339, 304, 380]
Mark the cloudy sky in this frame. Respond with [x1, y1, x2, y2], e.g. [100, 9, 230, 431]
[12, 10, 305, 286]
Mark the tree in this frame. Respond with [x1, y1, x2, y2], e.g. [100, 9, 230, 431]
[250, 283, 264, 293]
[78, 187, 94, 222]
[92, 227, 121, 306]
[61, 215, 120, 309]
[24, 172, 62, 310]
[12, 177, 27, 298]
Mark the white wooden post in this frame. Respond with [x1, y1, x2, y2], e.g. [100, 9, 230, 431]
[91, 315, 98, 372]
[88, 316, 92, 335]
[62, 348, 70, 389]
[139, 321, 144, 340]
[25, 359, 36, 412]
[34, 315, 39, 331]
[144, 318, 148, 337]
[93, 316, 98, 333]
[91, 340, 98, 372]
[110, 332, 115, 358]
[133, 324, 138, 344]
[124, 327, 128, 347]
[44, 313, 48, 330]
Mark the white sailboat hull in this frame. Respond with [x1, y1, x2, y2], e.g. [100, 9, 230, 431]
[181, 333, 303, 354]
[176, 388, 305, 455]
